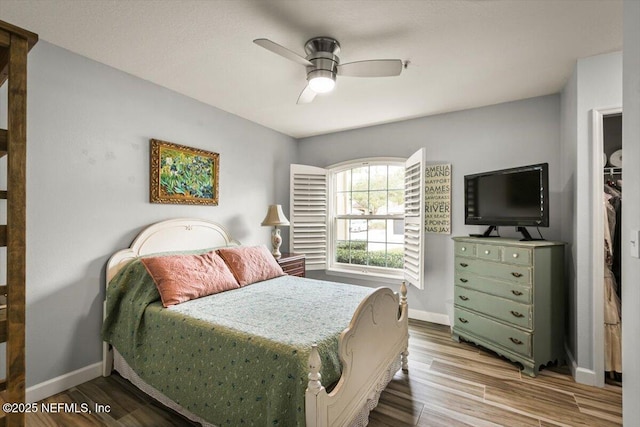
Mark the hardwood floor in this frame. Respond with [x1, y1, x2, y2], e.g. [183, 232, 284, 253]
[369, 321, 621, 427]
[27, 320, 621, 426]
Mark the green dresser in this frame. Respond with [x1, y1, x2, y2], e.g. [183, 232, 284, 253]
[452, 237, 565, 376]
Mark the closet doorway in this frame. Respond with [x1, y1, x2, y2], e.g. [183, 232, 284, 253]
[591, 108, 622, 388]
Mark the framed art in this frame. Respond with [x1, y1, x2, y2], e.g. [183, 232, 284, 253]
[150, 139, 219, 205]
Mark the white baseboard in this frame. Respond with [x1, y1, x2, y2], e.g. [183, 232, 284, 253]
[574, 366, 598, 386]
[409, 308, 450, 326]
[26, 362, 102, 403]
[564, 342, 598, 386]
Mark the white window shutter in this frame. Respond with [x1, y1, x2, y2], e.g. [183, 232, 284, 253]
[404, 149, 425, 289]
[290, 164, 328, 270]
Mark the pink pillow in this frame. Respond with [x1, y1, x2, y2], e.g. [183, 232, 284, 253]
[141, 251, 239, 307]
[217, 245, 285, 286]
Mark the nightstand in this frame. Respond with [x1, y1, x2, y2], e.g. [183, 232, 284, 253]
[277, 253, 306, 277]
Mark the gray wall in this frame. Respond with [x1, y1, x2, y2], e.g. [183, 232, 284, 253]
[560, 52, 622, 374]
[622, 0, 640, 422]
[0, 41, 297, 387]
[297, 95, 562, 317]
[559, 63, 578, 364]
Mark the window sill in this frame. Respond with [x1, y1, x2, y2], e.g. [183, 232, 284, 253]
[325, 267, 403, 283]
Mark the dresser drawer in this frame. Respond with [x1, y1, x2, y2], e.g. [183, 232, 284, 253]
[455, 241, 476, 257]
[281, 263, 305, 277]
[454, 272, 532, 304]
[455, 287, 532, 329]
[477, 244, 501, 261]
[454, 307, 532, 358]
[277, 254, 306, 277]
[455, 257, 531, 285]
[503, 247, 532, 266]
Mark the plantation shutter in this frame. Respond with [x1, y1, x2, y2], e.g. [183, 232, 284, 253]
[403, 149, 425, 289]
[290, 164, 328, 270]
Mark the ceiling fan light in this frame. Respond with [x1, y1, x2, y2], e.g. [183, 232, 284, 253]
[309, 76, 335, 93]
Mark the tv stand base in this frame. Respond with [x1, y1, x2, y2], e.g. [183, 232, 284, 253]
[517, 226, 545, 241]
[468, 226, 546, 241]
[469, 225, 498, 238]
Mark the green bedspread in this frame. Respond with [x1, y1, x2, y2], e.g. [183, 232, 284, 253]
[102, 259, 374, 426]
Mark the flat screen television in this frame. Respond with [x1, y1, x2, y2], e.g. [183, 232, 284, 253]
[464, 163, 549, 239]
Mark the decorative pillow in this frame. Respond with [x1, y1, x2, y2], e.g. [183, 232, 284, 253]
[217, 245, 285, 286]
[141, 250, 239, 307]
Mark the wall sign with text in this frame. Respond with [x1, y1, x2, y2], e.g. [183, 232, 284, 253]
[425, 163, 451, 234]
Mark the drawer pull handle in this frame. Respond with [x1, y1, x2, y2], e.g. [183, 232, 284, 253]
[459, 295, 469, 301]
[459, 278, 468, 283]
[511, 290, 523, 296]
[510, 310, 524, 318]
[484, 250, 490, 255]
[509, 337, 523, 345]
[458, 317, 468, 324]
[512, 253, 519, 258]
[461, 247, 466, 252]
[459, 263, 469, 267]
[511, 272, 523, 278]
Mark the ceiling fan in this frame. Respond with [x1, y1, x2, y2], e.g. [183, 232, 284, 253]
[253, 37, 404, 104]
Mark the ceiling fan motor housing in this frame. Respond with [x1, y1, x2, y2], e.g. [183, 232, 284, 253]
[304, 37, 340, 83]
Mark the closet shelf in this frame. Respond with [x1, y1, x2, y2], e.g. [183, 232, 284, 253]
[604, 167, 622, 175]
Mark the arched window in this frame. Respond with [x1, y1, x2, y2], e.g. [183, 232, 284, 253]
[331, 161, 405, 272]
[290, 149, 425, 288]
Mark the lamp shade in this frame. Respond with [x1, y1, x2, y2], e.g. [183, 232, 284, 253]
[261, 204, 290, 226]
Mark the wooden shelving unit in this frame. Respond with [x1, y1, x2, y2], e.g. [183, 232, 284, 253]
[0, 19, 37, 427]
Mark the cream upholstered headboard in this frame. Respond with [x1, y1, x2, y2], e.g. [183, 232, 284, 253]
[106, 218, 239, 284]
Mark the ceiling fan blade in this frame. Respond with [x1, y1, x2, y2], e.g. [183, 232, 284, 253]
[337, 59, 403, 77]
[297, 85, 317, 104]
[253, 38, 312, 67]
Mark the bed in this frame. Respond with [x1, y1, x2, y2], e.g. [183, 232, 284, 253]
[102, 218, 409, 426]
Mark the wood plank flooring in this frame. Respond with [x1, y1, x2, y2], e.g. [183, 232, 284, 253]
[27, 320, 621, 426]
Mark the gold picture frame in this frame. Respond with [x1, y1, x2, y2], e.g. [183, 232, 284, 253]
[150, 139, 219, 205]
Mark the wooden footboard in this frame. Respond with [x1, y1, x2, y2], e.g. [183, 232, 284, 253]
[306, 282, 409, 427]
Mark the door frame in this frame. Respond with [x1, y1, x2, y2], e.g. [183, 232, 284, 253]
[590, 106, 622, 387]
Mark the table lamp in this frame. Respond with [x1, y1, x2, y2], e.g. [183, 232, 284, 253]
[261, 204, 290, 258]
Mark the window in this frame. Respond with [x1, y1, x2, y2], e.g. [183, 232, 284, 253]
[290, 149, 425, 288]
[332, 162, 405, 273]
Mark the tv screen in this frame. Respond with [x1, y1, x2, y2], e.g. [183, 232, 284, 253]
[464, 163, 549, 227]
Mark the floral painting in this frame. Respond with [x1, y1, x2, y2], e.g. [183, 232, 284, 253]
[150, 139, 219, 205]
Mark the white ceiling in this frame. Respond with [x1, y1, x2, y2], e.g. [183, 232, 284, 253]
[0, 0, 623, 138]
